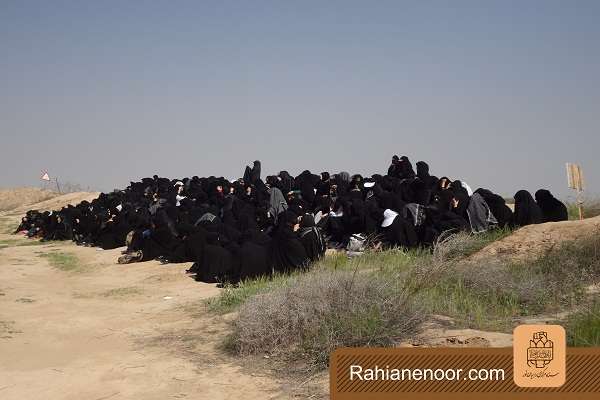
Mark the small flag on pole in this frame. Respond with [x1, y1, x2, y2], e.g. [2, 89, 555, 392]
[41, 170, 50, 181]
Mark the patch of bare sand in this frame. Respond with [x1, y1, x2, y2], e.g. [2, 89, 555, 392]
[0, 188, 58, 212]
[398, 316, 513, 348]
[469, 215, 600, 263]
[0, 234, 287, 399]
[3, 191, 100, 216]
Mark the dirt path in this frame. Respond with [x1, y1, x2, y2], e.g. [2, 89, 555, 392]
[0, 228, 285, 399]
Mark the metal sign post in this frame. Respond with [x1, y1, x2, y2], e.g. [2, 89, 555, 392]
[40, 170, 51, 191]
[40, 170, 62, 194]
[566, 163, 585, 220]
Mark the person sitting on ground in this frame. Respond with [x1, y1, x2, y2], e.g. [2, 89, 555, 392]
[513, 190, 544, 227]
[298, 213, 326, 262]
[535, 189, 569, 222]
[474, 188, 514, 228]
[271, 211, 310, 273]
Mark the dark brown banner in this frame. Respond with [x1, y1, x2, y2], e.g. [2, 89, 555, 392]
[330, 347, 600, 399]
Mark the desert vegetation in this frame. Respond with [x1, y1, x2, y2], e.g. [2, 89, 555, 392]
[566, 197, 600, 220]
[207, 229, 600, 369]
[0, 238, 47, 248]
[40, 251, 80, 272]
[566, 301, 600, 346]
[420, 233, 600, 331]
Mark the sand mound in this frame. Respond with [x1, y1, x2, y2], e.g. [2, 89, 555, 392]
[471, 216, 600, 263]
[18, 192, 100, 213]
[1, 191, 100, 215]
[0, 188, 59, 212]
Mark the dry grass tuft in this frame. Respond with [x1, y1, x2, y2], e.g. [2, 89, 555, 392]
[100, 286, 143, 298]
[567, 198, 600, 220]
[567, 301, 600, 347]
[420, 233, 600, 330]
[40, 252, 81, 272]
[231, 268, 423, 368]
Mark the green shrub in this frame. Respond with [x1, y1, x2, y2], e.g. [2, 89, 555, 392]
[206, 273, 296, 314]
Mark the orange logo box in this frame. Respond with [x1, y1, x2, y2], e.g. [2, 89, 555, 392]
[513, 325, 566, 388]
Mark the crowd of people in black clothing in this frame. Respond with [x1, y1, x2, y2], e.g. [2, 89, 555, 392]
[14, 155, 569, 284]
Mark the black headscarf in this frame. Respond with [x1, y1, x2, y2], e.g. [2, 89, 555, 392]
[398, 156, 416, 180]
[416, 161, 438, 188]
[535, 189, 568, 222]
[474, 188, 514, 228]
[251, 160, 261, 183]
[388, 155, 401, 177]
[298, 213, 326, 262]
[449, 181, 470, 218]
[271, 212, 309, 273]
[514, 190, 544, 226]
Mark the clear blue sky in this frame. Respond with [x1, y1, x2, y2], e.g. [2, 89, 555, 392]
[1, 1, 598, 199]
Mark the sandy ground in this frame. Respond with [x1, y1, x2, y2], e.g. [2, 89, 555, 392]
[0, 188, 59, 212]
[0, 192, 293, 400]
[0, 225, 289, 399]
[0, 230, 516, 399]
[3, 191, 595, 399]
[470, 215, 600, 263]
[1, 191, 100, 216]
[0, 218, 508, 400]
[398, 315, 513, 348]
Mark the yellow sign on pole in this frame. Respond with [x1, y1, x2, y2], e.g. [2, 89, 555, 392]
[566, 163, 585, 220]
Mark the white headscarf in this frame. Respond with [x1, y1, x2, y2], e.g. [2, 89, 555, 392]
[461, 181, 473, 196]
[175, 195, 186, 207]
[381, 209, 398, 228]
[314, 210, 324, 225]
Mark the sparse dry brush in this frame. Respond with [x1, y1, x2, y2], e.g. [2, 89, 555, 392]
[227, 233, 472, 368]
[223, 230, 510, 368]
[231, 268, 423, 368]
[217, 227, 600, 370]
[421, 233, 600, 330]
